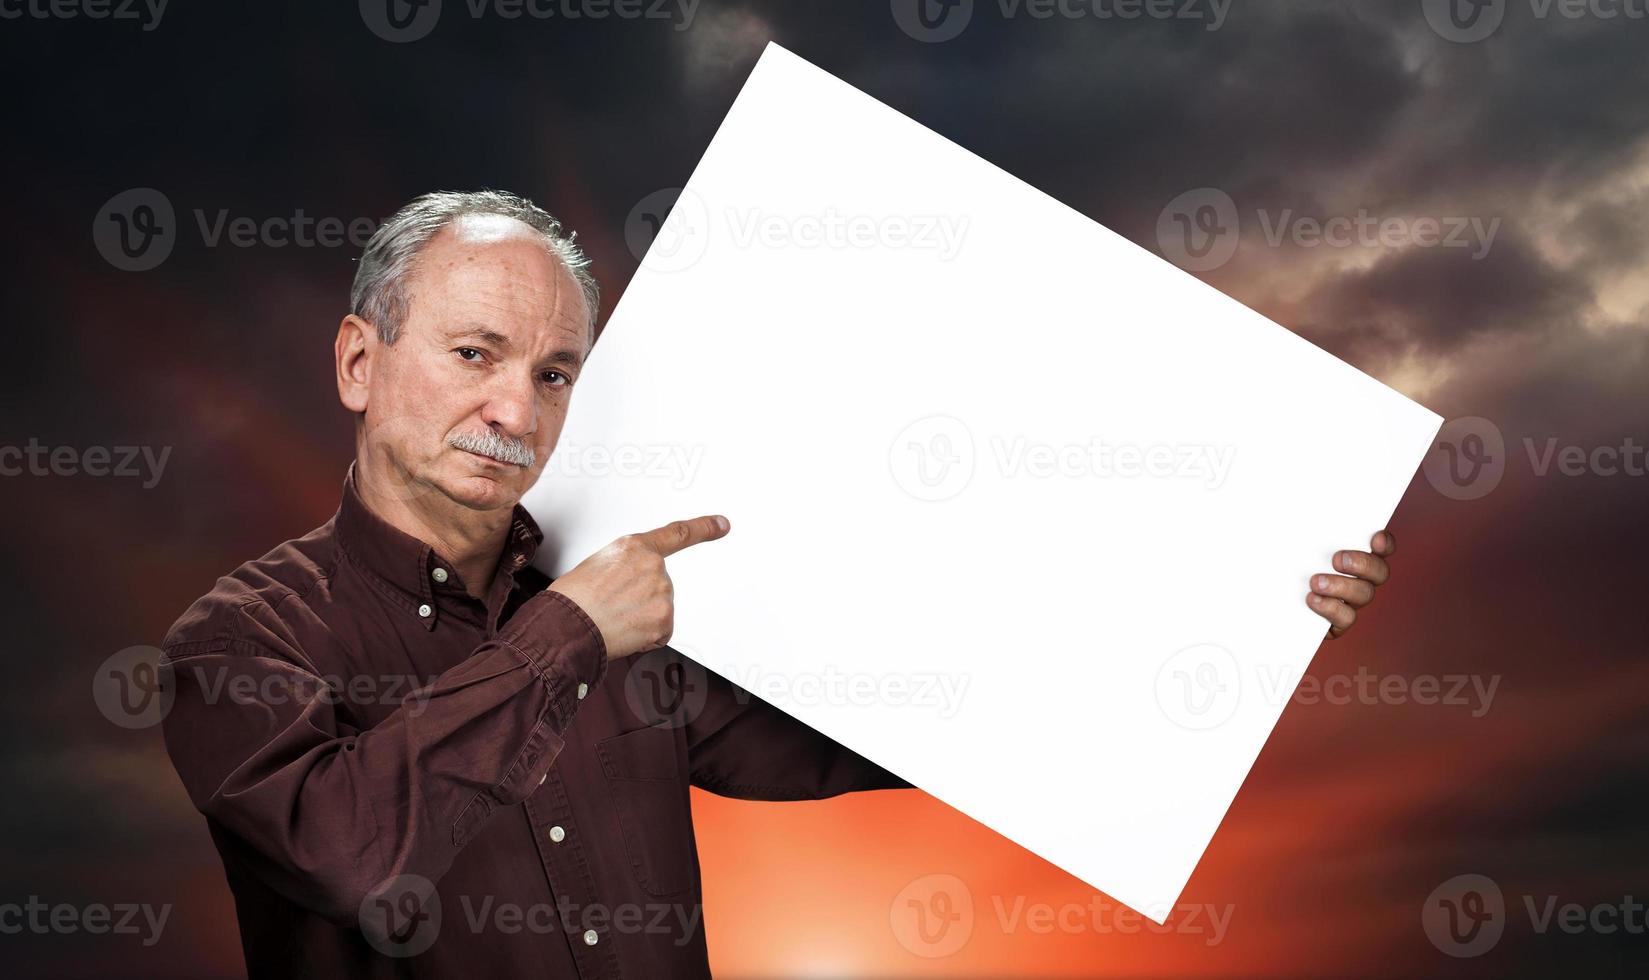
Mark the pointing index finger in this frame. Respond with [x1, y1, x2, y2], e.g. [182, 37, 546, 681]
[637, 515, 731, 557]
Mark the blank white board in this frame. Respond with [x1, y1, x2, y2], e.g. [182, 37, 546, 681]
[525, 42, 1442, 923]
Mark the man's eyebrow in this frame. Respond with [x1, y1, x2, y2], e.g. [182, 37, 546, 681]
[441, 323, 584, 369]
[540, 349, 586, 371]
[442, 324, 513, 350]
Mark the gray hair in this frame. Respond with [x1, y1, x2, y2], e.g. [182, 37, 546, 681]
[350, 189, 600, 345]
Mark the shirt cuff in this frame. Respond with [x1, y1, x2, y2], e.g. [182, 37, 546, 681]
[498, 588, 609, 732]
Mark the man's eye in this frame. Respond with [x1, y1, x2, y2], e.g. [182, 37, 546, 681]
[541, 371, 569, 387]
[456, 347, 483, 362]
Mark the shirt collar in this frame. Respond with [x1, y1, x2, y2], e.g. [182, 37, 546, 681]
[334, 462, 545, 626]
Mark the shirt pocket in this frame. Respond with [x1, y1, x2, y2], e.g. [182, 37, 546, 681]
[596, 721, 697, 897]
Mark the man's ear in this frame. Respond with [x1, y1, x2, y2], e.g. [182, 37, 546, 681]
[336, 314, 376, 414]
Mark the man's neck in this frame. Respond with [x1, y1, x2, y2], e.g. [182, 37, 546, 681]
[354, 456, 509, 600]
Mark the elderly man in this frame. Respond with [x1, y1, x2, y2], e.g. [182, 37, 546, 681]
[161, 190, 1398, 978]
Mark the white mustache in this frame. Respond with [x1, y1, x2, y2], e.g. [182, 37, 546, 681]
[449, 429, 536, 468]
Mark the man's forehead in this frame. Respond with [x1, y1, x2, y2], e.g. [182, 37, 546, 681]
[414, 217, 591, 342]
[430, 303, 589, 357]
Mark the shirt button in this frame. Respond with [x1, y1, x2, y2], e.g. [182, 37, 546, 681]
[548, 825, 566, 843]
[538, 773, 547, 787]
[417, 603, 432, 618]
[583, 929, 598, 946]
[576, 682, 589, 700]
[431, 567, 448, 584]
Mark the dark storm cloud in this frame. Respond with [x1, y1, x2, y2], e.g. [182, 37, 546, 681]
[1380, 11, 1649, 194]
[684, 3, 1644, 376]
[761, 2, 1424, 225]
[1295, 228, 1591, 360]
[1561, 188, 1649, 273]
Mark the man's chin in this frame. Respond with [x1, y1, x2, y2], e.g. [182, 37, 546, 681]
[440, 471, 527, 511]
[426, 451, 524, 506]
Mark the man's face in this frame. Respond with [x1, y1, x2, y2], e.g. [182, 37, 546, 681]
[360, 214, 591, 513]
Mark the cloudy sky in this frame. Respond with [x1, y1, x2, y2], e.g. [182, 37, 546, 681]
[2, 1, 1645, 976]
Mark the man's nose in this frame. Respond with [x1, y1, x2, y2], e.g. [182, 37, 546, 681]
[479, 371, 538, 438]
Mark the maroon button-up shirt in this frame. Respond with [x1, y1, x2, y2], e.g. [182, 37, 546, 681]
[160, 465, 909, 979]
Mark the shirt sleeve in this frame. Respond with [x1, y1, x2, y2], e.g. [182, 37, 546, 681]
[673, 648, 915, 800]
[158, 589, 607, 927]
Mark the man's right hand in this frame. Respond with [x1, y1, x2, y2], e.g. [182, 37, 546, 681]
[546, 514, 731, 660]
